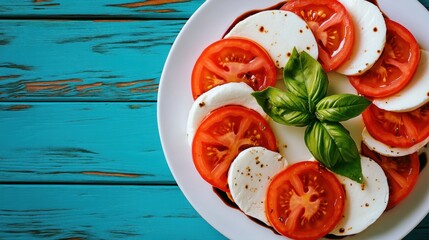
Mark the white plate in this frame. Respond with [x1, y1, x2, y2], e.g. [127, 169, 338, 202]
[158, 0, 429, 239]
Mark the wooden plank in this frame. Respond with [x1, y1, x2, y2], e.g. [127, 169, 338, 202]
[0, 20, 185, 102]
[0, 184, 428, 239]
[0, 102, 174, 183]
[0, 184, 225, 240]
[0, 0, 426, 19]
[0, 0, 204, 19]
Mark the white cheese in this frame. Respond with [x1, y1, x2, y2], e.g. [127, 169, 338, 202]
[330, 156, 389, 236]
[225, 10, 318, 68]
[186, 82, 265, 145]
[362, 127, 429, 157]
[336, 0, 386, 75]
[227, 147, 287, 226]
[373, 49, 429, 112]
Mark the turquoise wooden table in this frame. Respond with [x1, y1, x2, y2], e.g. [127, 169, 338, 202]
[0, 0, 428, 239]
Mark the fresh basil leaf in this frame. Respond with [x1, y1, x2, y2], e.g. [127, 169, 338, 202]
[283, 48, 328, 112]
[252, 87, 314, 127]
[315, 94, 371, 122]
[305, 120, 363, 183]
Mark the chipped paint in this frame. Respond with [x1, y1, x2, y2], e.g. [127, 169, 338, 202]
[33, 0, 52, 2]
[5, 105, 32, 111]
[116, 79, 155, 88]
[35, 3, 60, 7]
[128, 104, 142, 109]
[0, 75, 20, 80]
[75, 82, 103, 91]
[139, 9, 174, 13]
[25, 78, 82, 92]
[130, 83, 158, 93]
[109, 0, 189, 8]
[0, 63, 33, 71]
[82, 171, 141, 178]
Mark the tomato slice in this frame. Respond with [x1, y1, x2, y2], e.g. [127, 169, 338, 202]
[265, 161, 345, 240]
[281, 0, 354, 71]
[192, 105, 277, 192]
[361, 143, 419, 210]
[191, 38, 277, 100]
[349, 19, 420, 98]
[362, 103, 429, 148]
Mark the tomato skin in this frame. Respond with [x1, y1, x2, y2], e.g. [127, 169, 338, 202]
[361, 143, 419, 210]
[362, 103, 429, 148]
[349, 19, 420, 98]
[192, 105, 277, 192]
[281, 0, 354, 71]
[265, 161, 345, 240]
[191, 38, 277, 100]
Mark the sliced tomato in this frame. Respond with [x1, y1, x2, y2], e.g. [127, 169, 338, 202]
[281, 0, 354, 71]
[191, 38, 277, 100]
[349, 19, 420, 98]
[362, 103, 429, 148]
[265, 161, 345, 240]
[361, 143, 419, 210]
[192, 105, 277, 192]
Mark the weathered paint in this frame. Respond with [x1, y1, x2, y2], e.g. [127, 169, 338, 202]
[0, 0, 205, 18]
[0, 102, 170, 183]
[0, 75, 20, 80]
[25, 79, 82, 92]
[0, 20, 184, 101]
[4, 105, 32, 111]
[0, 185, 226, 239]
[81, 171, 141, 178]
[108, 0, 190, 9]
[0, 1, 428, 239]
[75, 82, 103, 92]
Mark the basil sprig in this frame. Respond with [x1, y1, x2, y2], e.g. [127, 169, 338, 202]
[252, 49, 370, 183]
[252, 87, 314, 127]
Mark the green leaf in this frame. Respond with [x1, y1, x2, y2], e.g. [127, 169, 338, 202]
[252, 87, 314, 127]
[283, 48, 328, 112]
[315, 94, 371, 122]
[305, 121, 363, 183]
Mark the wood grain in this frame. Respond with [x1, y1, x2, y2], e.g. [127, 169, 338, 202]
[0, 20, 185, 101]
[1, 1, 429, 239]
[0, 0, 427, 20]
[0, 102, 172, 183]
[0, 184, 225, 239]
[0, 0, 205, 19]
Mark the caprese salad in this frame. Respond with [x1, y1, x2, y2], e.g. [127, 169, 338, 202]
[186, 0, 429, 239]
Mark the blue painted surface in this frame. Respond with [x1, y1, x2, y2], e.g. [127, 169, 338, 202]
[0, 185, 226, 240]
[0, 0, 429, 239]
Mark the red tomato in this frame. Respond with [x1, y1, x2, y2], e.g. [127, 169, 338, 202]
[362, 103, 429, 148]
[191, 38, 277, 100]
[192, 105, 277, 192]
[349, 19, 420, 98]
[361, 143, 419, 210]
[265, 161, 345, 240]
[281, 0, 354, 71]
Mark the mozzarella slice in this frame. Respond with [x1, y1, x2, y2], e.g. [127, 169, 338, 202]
[330, 156, 389, 236]
[373, 49, 429, 112]
[336, 0, 386, 75]
[227, 147, 287, 226]
[186, 82, 265, 145]
[225, 10, 318, 68]
[362, 127, 429, 157]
